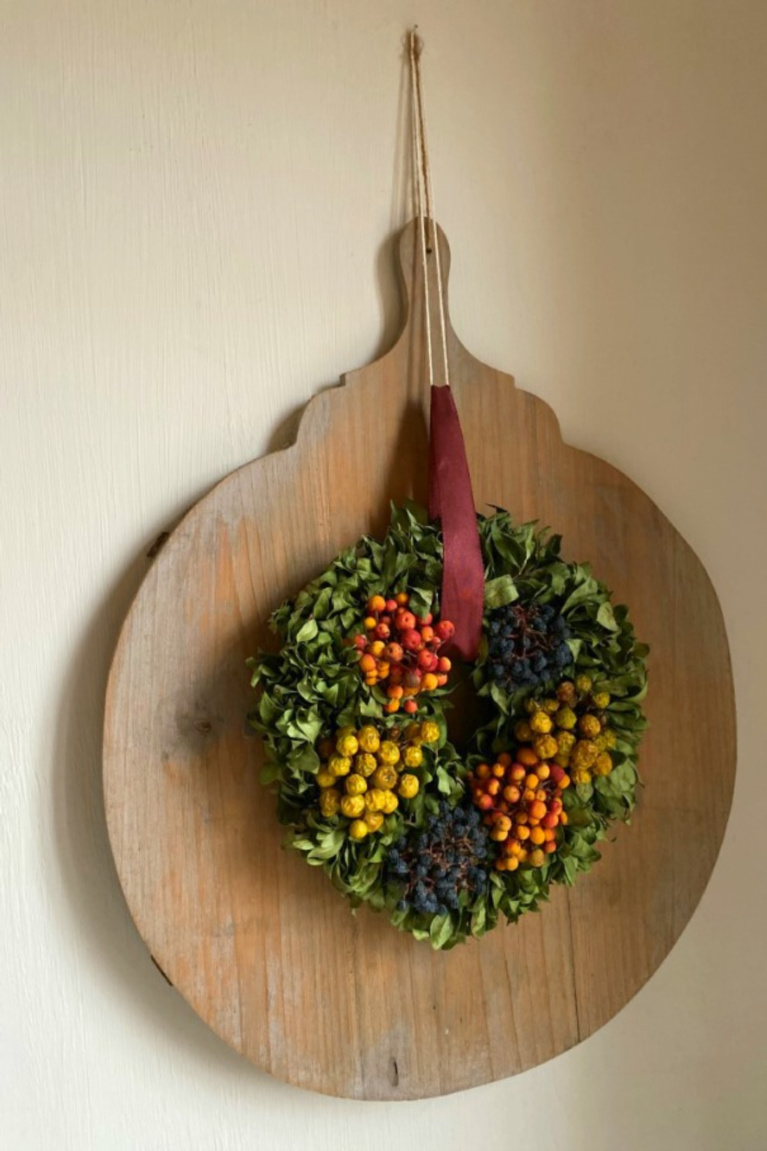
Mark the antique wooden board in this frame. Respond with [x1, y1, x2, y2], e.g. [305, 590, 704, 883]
[103, 221, 735, 1099]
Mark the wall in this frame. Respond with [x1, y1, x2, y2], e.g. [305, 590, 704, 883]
[2, 2, 766, 1148]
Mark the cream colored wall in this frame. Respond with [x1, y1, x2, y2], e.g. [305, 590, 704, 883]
[2, 2, 766, 1148]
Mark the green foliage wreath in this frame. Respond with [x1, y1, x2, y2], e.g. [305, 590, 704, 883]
[248, 503, 648, 950]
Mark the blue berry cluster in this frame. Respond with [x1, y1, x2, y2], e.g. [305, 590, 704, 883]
[487, 601, 572, 692]
[387, 800, 490, 918]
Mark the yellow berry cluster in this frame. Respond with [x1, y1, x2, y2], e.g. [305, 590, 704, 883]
[513, 674, 618, 787]
[315, 720, 440, 841]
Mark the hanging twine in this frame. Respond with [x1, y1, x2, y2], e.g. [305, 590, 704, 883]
[409, 29, 450, 390]
[408, 28, 485, 663]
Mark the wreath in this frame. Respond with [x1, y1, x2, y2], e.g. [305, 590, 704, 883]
[248, 501, 648, 950]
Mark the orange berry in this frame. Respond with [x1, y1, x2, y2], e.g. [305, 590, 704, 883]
[560, 774, 571, 789]
[494, 814, 512, 832]
[360, 653, 376, 673]
[530, 800, 547, 820]
[527, 817, 540, 827]
[490, 828, 509, 842]
[368, 595, 386, 613]
[530, 826, 546, 846]
[517, 748, 539, 767]
[543, 827, 556, 842]
[497, 800, 510, 814]
[476, 763, 491, 780]
[502, 785, 521, 804]
[508, 840, 522, 856]
[510, 765, 526, 783]
[486, 779, 501, 796]
[497, 752, 512, 767]
[535, 789, 547, 802]
[506, 856, 520, 871]
[544, 840, 557, 854]
[364, 676, 378, 687]
[385, 700, 400, 714]
[364, 616, 377, 630]
[525, 773, 540, 790]
[536, 764, 550, 781]
[523, 788, 536, 803]
[516, 825, 531, 841]
[386, 684, 404, 699]
[396, 592, 409, 605]
[515, 812, 528, 825]
[492, 763, 505, 778]
[369, 640, 385, 657]
[477, 794, 493, 811]
[529, 849, 545, 868]
[421, 672, 439, 692]
[559, 810, 569, 825]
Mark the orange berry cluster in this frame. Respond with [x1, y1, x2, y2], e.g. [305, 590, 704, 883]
[353, 593, 455, 715]
[467, 749, 570, 872]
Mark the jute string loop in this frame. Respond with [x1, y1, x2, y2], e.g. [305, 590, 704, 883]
[409, 29, 450, 389]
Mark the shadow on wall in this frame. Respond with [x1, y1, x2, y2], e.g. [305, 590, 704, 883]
[49, 495, 273, 1086]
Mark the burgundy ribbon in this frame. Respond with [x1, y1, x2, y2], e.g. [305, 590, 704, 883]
[428, 385, 484, 661]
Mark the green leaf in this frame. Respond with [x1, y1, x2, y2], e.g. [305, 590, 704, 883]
[295, 618, 319, 643]
[596, 601, 618, 631]
[483, 574, 519, 610]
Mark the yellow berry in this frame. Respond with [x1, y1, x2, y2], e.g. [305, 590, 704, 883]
[578, 714, 601, 739]
[378, 741, 401, 766]
[529, 848, 545, 868]
[315, 768, 336, 789]
[340, 795, 365, 818]
[603, 728, 618, 749]
[514, 720, 533, 742]
[571, 767, 592, 786]
[572, 740, 599, 769]
[554, 707, 577, 731]
[398, 774, 420, 799]
[345, 773, 368, 796]
[556, 730, 576, 753]
[529, 711, 553, 735]
[364, 811, 385, 832]
[348, 819, 369, 840]
[533, 734, 558, 760]
[592, 691, 611, 709]
[364, 788, 387, 813]
[419, 720, 440, 745]
[336, 733, 359, 758]
[575, 673, 593, 693]
[593, 752, 613, 776]
[354, 751, 378, 777]
[556, 680, 576, 703]
[380, 790, 399, 814]
[403, 745, 423, 768]
[357, 725, 381, 753]
[371, 765, 398, 790]
[319, 788, 341, 816]
[328, 754, 351, 777]
[369, 640, 385, 657]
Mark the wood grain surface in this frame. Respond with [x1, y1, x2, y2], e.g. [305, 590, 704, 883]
[103, 221, 736, 1100]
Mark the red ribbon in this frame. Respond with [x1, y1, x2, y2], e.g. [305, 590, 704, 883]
[428, 385, 484, 661]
